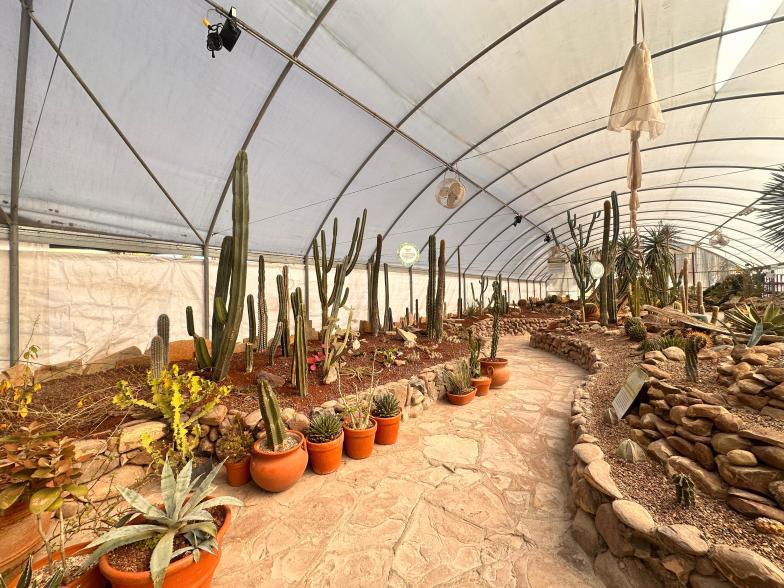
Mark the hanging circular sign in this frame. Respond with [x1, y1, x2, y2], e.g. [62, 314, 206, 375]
[589, 261, 605, 279]
[397, 242, 420, 266]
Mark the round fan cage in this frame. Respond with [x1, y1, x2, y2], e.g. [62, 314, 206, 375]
[434, 176, 466, 209]
[709, 231, 730, 248]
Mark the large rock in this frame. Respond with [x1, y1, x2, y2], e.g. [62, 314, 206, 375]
[727, 496, 784, 524]
[667, 456, 728, 497]
[681, 416, 713, 436]
[740, 426, 784, 449]
[648, 439, 676, 462]
[595, 504, 634, 557]
[727, 449, 757, 467]
[714, 413, 743, 433]
[751, 445, 784, 469]
[594, 551, 663, 588]
[117, 421, 166, 453]
[34, 359, 82, 383]
[199, 404, 228, 426]
[1, 363, 32, 387]
[663, 346, 686, 361]
[83, 346, 142, 375]
[571, 508, 602, 557]
[710, 544, 784, 588]
[712, 433, 752, 454]
[244, 409, 261, 428]
[584, 460, 623, 499]
[687, 404, 729, 419]
[88, 465, 146, 502]
[168, 339, 197, 363]
[655, 523, 710, 556]
[640, 364, 672, 380]
[612, 500, 655, 534]
[716, 455, 784, 495]
[573, 443, 604, 464]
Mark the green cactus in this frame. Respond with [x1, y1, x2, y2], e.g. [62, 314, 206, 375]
[468, 329, 480, 378]
[246, 294, 256, 345]
[156, 314, 169, 366]
[599, 199, 611, 326]
[681, 257, 689, 312]
[697, 281, 705, 314]
[432, 239, 446, 341]
[415, 298, 419, 324]
[685, 335, 706, 382]
[276, 271, 290, 357]
[490, 277, 502, 359]
[313, 211, 366, 332]
[672, 472, 696, 507]
[257, 379, 287, 451]
[291, 287, 308, 397]
[150, 335, 164, 380]
[457, 246, 463, 318]
[368, 234, 382, 335]
[383, 262, 392, 331]
[711, 306, 719, 324]
[244, 342, 253, 374]
[211, 236, 233, 347]
[185, 306, 212, 370]
[257, 255, 268, 352]
[625, 317, 647, 342]
[268, 320, 283, 367]
[321, 308, 352, 384]
[478, 276, 488, 312]
[186, 306, 196, 337]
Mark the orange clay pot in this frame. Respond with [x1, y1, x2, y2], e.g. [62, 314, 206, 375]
[250, 431, 308, 492]
[343, 420, 377, 460]
[0, 501, 51, 574]
[471, 376, 491, 397]
[373, 413, 401, 445]
[8, 542, 106, 588]
[447, 387, 476, 406]
[306, 431, 344, 475]
[223, 455, 251, 487]
[480, 357, 510, 389]
[98, 505, 231, 588]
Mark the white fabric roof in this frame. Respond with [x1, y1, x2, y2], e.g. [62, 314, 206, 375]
[3, 0, 784, 279]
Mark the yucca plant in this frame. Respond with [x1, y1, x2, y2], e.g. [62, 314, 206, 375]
[305, 411, 342, 444]
[615, 232, 641, 296]
[642, 223, 680, 306]
[82, 459, 243, 588]
[0, 556, 62, 588]
[758, 167, 784, 251]
[372, 392, 400, 418]
[445, 360, 473, 395]
[722, 303, 784, 346]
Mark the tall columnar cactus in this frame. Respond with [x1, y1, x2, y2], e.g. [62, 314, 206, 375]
[244, 343, 254, 374]
[415, 299, 419, 324]
[290, 287, 308, 397]
[426, 235, 437, 340]
[478, 276, 488, 312]
[457, 246, 463, 317]
[681, 257, 690, 312]
[435, 239, 446, 341]
[490, 277, 502, 359]
[368, 234, 382, 335]
[256, 255, 268, 351]
[209, 150, 249, 382]
[711, 306, 719, 324]
[150, 335, 164, 380]
[276, 272, 289, 358]
[268, 320, 283, 367]
[321, 309, 352, 384]
[679, 282, 688, 315]
[697, 281, 705, 314]
[156, 314, 169, 366]
[186, 306, 212, 370]
[607, 191, 620, 324]
[246, 294, 257, 345]
[313, 210, 366, 331]
[685, 336, 705, 382]
[257, 379, 287, 451]
[599, 200, 611, 326]
[383, 263, 392, 331]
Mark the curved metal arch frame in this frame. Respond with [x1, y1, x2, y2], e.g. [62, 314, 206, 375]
[436, 91, 784, 260]
[377, 18, 784, 252]
[475, 185, 766, 274]
[301, 0, 567, 260]
[512, 214, 773, 279]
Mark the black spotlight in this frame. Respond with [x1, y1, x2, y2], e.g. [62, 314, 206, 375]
[205, 7, 241, 58]
[544, 234, 551, 243]
[513, 214, 523, 227]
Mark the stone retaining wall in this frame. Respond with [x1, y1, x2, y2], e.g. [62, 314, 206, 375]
[529, 330, 604, 373]
[470, 315, 564, 339]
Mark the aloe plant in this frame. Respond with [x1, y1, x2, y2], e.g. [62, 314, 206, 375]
[722, 303, 784, 346]
[82, 459, 242, 588]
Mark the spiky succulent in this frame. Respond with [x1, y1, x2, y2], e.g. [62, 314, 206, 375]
[637, 339, 660, 353]
[305, 411, 342, 444]
[445, 360, 473, 395]
[624, 316, 642, 336]
[372, 392, 401, 418]
[2, 556, 62, 588]
[723, 303, 784, 346]
[672, 472, 695, 507]
[81, 459, 243, 588]
[624, 317, 647, 342]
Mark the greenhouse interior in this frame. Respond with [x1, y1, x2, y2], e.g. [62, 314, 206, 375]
[3, 0, 784, 586]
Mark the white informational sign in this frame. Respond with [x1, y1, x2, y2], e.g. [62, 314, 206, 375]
[397, 242, 420, 266]
[611, 366, 649, 419]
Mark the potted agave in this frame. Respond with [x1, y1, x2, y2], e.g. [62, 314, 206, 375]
[468, 330, 491, 396]
[81, 458, 242, 588]
[215, 419, 253, 487]
[249, 380, 308, 492]
[480, 278, 510, 389]
[371, 392, 401, 445]
[304, 411, 343, 475]
[338, 372, 376, 460]
[445, 360, 476, 405]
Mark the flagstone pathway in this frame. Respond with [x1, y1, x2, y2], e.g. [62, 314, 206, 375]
[213, 336, 603, 587]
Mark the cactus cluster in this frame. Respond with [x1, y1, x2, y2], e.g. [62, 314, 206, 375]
[426, 235, 446, 342]
[291, 287, 308, 397]
[257, 379, 288, 451]
[685, 335, 706, 382]
[672, 472, 696, 507]
[624, 317, 647, 341]
[468, 329, 481, 378]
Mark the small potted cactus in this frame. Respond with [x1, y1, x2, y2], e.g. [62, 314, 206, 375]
[372, 392, 401, 445]
[444, 360, 476, 406]
[338, 373, 377, 460]
[305, 411, 344, 475]
[215, 418, 253, 487]
[249, 380, 308, 492]
[468, 330, 491, 396]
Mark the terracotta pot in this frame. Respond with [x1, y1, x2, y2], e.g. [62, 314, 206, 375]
[223, 455, 251, 487]
[9, 542, 106, 588]
[373, 413, 401, 445]
[249, 431, 308, 493]
[0, 501, 52, 574]
[480, 358, 510, 389]
[471, 376, 491, 397]
[447, 388, 476, 406]
[306, 431, 344, 475]
[98, 505, 231, 588]
[343, 420, 377, 460]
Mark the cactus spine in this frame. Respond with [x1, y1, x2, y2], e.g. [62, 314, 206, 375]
[291, 287, 308, 397]
[368, 234, 382, 335]
[257, 379, 287, 451]
[150, 335, 164, 380]
[257, 255, 268, 351]
[490, 277, 502, 359]
[156, 314, 169, 366]
[672, 473, 696, 507]
[313, 211, 366, 331]
[383, 263, 392, 331]
[685, 336, 705, 382]
[697, 281, 705, 314]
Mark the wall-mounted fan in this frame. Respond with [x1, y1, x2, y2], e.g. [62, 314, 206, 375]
[709, 230, 730, 248]
[434, 172, 465, 209]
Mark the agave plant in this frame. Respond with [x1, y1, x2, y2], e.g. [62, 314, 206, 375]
[445, 360, 473, 395]
[0, 556, 62, 588]
[641, 223, 680, 306]
[372, 392, 400, 418]
[305, 411, 342, 444]
[81, 459, 243, 588]
[722, 303, 784, 346]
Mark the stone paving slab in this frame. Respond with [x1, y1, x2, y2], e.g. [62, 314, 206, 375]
[212, 336, 603, 587]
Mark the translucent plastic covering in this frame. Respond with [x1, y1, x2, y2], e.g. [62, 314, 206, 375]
[3, 0, 784, 284]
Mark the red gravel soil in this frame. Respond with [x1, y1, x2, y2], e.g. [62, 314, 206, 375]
[12, 332, 467, 439]
[578, 329, 784, 570]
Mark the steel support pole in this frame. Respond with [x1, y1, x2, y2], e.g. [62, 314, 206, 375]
[202, 242, 210, 338]
[304, 262, 310, 320]
[9, 1, 31, 365]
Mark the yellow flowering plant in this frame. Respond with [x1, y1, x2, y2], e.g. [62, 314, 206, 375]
[0, 344, 42, 419]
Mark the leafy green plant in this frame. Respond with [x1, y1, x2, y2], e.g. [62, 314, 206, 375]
[722, 303, 784, 346]
[615, 233, 641, 297]
[214, 419, 252, 463]
[305, 411, 342, 444]
[372, 392, 400, 418]
[375, 347, 402, 368]
[445, 360, 473, 395]
[113, 365, 230, 467]
[82, 459, 242, 588]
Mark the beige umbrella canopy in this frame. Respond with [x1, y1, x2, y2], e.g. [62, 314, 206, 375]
[608, 1, 665, 244]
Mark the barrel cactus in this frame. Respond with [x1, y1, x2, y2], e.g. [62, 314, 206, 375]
[624, 317, 647, 342]
[672, 473, 696, 507]
[615, 439, 646, 463]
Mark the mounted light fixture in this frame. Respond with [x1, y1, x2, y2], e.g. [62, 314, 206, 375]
[203, 7, 241, 58]
[513, 214, 523, 227]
